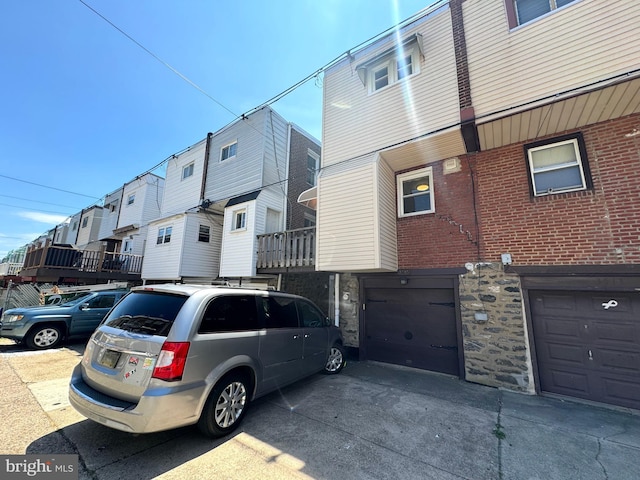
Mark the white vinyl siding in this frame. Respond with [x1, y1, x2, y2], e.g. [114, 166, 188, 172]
[179, 214, 221, 279]
[75, 207, 104, 248]
[141, 216, 184, 280]
[322, 6, 459, 168]
[220, 200, 257, 277]
[317, 156, 397, 272]
[162, 140, 206, 215]
[464, 0, 640, 119]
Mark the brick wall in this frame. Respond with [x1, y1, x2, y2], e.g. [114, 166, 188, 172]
[476, 113, 640, 265]
[397, 158, 479, 269]
[287, 127, 320, 230]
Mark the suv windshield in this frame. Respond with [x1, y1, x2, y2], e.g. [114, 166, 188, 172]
[102, 291, 188, 336]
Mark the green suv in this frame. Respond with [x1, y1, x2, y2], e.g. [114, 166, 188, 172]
[0, 290, 128, 349]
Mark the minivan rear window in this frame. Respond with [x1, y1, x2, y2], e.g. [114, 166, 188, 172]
[102, 291, 187, 336]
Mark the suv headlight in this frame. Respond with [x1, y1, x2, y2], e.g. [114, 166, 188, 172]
[4, 314, 24, 323]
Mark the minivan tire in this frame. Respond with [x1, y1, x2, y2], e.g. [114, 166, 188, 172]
[324, 344, 345, 375]
[26, 324, 63, 350]
[198, 373, 250, 438]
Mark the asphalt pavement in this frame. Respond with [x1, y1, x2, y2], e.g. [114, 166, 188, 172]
[1, 338, 639, 479]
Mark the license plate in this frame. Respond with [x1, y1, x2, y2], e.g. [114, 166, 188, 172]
[99, 349, 121, 368]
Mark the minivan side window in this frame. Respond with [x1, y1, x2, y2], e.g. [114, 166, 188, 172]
[297, 300, 326, 328]
[199, 295, 260, 333]
[261, 296, 299, 329]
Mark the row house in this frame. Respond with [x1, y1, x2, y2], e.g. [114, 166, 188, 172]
[297, 0, 640, 411]
[142, 106, 325, 305]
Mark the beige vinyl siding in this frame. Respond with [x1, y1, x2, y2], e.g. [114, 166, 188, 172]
[376, 160, 398, 271]
[261, 110, 289, 190]
[322, 7, 459, 168]
[179, 213, 222, 279]
[464, 0, 640, 118]
[162, 140, 206, 216]
[317, 157, 396, 272]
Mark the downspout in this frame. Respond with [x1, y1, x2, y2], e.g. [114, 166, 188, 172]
[74, 209, 85, 245]
[200, 132, 213, 203]
[334, 273, 340, 327]
[284, 123, 292, 229]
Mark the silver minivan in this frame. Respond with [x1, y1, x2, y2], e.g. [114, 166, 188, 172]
[69, 284, 345, 437]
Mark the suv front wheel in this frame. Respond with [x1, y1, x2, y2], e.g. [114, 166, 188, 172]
[26, 324, 63, 350]
[198, 373, 250, 438]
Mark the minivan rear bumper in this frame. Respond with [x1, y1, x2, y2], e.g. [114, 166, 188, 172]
[68, 364, 205, 433]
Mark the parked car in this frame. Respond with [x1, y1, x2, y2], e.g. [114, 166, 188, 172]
[0, 290, 128, 349]
[69, 284, 345, 437]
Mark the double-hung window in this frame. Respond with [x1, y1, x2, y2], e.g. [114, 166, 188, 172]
[127, 194, 135, 205]
[356, 34, 423, 94]
[182, 163, 194, 180]
[306, 149, 320, 186]
[509, 0, 578, 27]
[232, 209, 246, 231]
[397, 167, 434, 217]
[157, 226, 172, 244]
[221, 141, 237, 162]
[525, 133, 591, 197]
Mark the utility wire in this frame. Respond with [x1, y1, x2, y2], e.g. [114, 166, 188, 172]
[0, 194, 82, 210]
[0, 202, 73, 217]
[78, 0, 239, 120]
[0, 174, 101, 200]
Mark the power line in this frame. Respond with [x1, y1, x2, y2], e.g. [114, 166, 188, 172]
[78, 0, 240, 120]
[0, 174, 101, 200]
[0, 202, 72, 216]
[0, 194, 82, 210]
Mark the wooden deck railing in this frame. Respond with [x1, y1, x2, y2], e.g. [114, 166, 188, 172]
[257, 227, 315, 269]
[22, 242, 143, 275]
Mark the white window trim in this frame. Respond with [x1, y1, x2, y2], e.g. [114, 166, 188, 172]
[127, 194, 135, 206]
[182, 162, 194, 180]
[306, 149, 320, 186]
[198, 224, 211, 242]
[527, 137, 587, 196]
[397, 167, 435, 218]
[220, 140, 238, 162]
[156, 226, 172, 245]
[231, 209, 247, 232]
[365, 45, 421, 95]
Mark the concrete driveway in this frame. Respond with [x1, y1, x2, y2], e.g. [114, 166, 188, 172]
[1, 338, 639, 479]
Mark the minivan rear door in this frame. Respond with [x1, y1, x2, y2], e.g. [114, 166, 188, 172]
[79, 291, 187, 403]
[297, 299, 329, 373]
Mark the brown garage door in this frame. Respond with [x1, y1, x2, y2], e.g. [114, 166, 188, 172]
[364, 287, 459, 376]
[530, 290, 640, 410]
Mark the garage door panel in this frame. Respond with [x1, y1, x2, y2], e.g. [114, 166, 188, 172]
[531, 289, 640, 410]
[364, 287, 459, 376]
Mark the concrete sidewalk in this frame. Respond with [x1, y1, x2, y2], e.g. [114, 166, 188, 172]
[2, 340, 639, 479]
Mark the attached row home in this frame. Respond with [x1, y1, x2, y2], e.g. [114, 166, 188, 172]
[294, 0, 640, 411]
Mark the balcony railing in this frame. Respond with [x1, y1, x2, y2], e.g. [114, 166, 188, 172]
[22, 242, 143, 275]
[0, 262, 23, 276]
[257, 227, 315, 270]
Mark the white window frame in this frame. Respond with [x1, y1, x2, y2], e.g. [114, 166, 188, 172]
[182, 162, 194, 180]
[526, 136, 588, 196]
[127, 194, 135, 205]
[231, 209, 247, 231]
[397, 167, 435, 218]
[220, 141, 238, 162]
[306, 149, 320, 186]
[512, 0, 579, 27]
[156, 226, 172, 245]
[367, 46, 420, 94]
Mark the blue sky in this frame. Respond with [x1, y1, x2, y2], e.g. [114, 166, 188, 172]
[0, 0, 434, 259]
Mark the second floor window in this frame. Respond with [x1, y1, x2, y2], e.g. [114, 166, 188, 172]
[366, 47, 420, 94]
[157, 226, 172, 244]
[307, 150, 320, 186]
[182, 163, 194, 180]
[221, 141, 237, 161]
[127, 194, 135, 205]
[232, 209, 246, 231]
[81, 217, 88, 228]
[511, 0, 577, 26]
[198, 224, 210, 242]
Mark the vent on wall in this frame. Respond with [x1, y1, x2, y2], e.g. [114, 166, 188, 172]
[443, 157, 461, 174]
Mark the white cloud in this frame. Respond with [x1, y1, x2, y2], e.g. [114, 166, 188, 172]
[17, 211, 70, 224]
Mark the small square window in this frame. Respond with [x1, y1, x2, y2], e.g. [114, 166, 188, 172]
[397, 167, 435, 217]
[232, 210, 246, 231]
[127, 194, 135, 205]
[525, 133, 591, 196]
[81, 217, 89, 228]
[182, 163, 194, 180]
[198, 224, 210, 242]
[221, 141, 238, 161]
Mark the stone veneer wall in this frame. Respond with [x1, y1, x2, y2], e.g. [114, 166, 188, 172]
[458, 263, 534, 393]
[338, 273, 360, 348]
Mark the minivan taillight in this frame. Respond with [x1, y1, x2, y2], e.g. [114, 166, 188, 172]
[152, 342, 190, 381]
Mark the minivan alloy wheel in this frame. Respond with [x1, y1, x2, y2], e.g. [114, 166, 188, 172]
[324, 345, 345, 374]
[215, 381, 247, 428]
